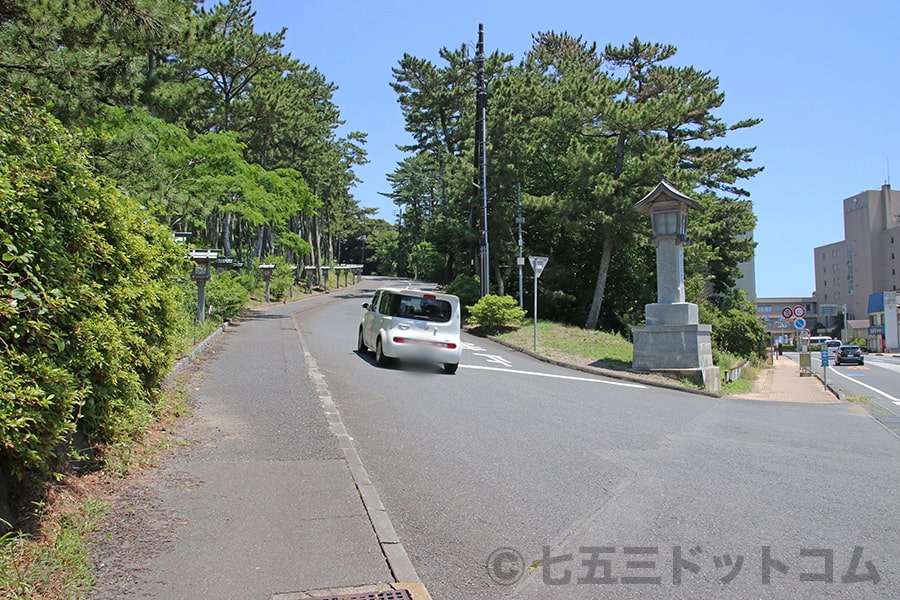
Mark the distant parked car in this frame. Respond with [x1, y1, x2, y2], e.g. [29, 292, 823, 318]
[358, 286, 462, 374]
[834, 345, 864, 366]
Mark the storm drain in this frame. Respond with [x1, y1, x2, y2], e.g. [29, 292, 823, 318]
[304, 591, 411, 600]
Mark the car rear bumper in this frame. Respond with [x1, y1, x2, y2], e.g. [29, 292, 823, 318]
[382, 335, 462, 364]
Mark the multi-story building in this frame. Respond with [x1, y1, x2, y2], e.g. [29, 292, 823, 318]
[814, 184, 900, 323]
[755, 296, 817, 342]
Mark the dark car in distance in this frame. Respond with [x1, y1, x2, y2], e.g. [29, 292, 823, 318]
[834, 345, 864, 366]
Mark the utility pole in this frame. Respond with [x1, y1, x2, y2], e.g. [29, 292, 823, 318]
[516, 182, 525, 308]
[475, 23, 490, 297]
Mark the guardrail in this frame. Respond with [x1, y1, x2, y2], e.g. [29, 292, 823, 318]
[724, 361, 748, 384]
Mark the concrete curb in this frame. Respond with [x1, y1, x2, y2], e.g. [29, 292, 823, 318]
[472, 330, 722, 398]
[291, 308, 429, 598]
[163, 320, 230, 385]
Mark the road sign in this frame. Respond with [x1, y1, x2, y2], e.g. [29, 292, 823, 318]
[793, 305, 806, 318]
[529, 256, 549, 278]
[794, 317, 806, 330]
[528, 256, 549, 350]
[781, 307, 794, 319]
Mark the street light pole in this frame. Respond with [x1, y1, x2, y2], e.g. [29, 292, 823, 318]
[516, 182, 524, 308]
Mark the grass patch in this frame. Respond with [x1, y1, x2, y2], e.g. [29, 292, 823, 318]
[494, 319, 633, 370]
[0, 492, 108, 599]
[494, 319, 764, 395]
[847, 395, 893, 417]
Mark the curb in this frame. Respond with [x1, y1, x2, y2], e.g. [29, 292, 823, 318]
[473, 330, 722, 398]
[291, 308, 431, 599]
[163, 320, 230, 385]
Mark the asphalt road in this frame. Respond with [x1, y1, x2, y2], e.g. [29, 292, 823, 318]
[297, 278, 900, 599]
[803, 352, 900, 436]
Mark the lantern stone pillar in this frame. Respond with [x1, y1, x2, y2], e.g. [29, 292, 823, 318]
[631, 180, 720, 391]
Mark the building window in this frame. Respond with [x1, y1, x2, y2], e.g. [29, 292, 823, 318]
[846, 244, 854, 294]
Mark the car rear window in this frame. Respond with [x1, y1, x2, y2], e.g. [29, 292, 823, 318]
[385, 293, 452, 322]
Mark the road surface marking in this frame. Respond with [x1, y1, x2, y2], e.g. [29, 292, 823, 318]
[462, 342, 487, 352]
[472, 353, 513, 368]
[460, 364, 646, 388]
[828, 366, 900, 403]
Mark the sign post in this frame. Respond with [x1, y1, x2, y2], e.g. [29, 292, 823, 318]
[528, 256, 549, 350]
[820, 347, 829, 390]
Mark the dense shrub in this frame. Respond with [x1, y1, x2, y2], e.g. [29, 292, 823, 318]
[466, 294, 526, 334]
[207, 271, 251, 320]
[0, 91, 185, 479]
[711, 308, 768, 359]
[445, 274, 480, 312]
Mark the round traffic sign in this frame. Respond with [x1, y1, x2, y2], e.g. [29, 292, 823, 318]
[793, 317, 806, 329]
[793, 305, 806, 318]
[781, 307, 794, 319]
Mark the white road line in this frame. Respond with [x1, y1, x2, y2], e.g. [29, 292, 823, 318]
[472, 353, 513, 368]
[827, 366, 900, 404]
[459, 364, 646, 388]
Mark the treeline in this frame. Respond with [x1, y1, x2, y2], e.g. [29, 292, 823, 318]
[378, 32, 765, 342]
[0, 0, 365, 497]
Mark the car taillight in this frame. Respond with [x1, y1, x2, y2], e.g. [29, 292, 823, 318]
[424, 293, 436, 299]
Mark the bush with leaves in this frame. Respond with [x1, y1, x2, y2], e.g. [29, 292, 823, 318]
[0, 91, 185, 480]
[466, 294, 527, 334]
[445, 274, 480, 312]
[207, 271, 251, 320]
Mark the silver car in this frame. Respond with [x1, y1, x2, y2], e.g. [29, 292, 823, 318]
[358, 287, 462, 374]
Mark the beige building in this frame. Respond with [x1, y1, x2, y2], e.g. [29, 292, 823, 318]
[814, 184, 900, 322]
[756, 296, 818, 341]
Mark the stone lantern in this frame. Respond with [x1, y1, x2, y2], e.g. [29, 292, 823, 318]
[259, 263, 275, 302]
[190, 249, 219, 324]
[631, 179, 720, 391]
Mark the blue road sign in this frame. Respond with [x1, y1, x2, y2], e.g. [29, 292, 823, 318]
[793, 317, 806, 330]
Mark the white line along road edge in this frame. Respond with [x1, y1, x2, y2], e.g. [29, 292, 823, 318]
[292, 313, 421, 584]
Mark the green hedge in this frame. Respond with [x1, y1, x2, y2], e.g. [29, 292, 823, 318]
[0, 91, 185, 479]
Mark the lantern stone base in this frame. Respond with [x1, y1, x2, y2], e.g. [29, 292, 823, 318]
[644, 302, 698, 326]
[631, 323, 720, 392]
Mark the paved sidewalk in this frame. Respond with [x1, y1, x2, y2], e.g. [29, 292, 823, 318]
[728, 355, 838, 403]
[91, 294, 430, 600]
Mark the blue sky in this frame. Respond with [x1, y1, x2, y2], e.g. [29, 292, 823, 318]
[251, 0, 899, 298]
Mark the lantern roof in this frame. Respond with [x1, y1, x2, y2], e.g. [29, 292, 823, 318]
[634, 178, 704, 216]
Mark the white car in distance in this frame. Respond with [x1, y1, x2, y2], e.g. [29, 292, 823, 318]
[358, 286, 462, 374]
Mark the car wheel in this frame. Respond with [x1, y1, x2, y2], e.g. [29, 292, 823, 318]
[860, 360, 864, 365]
[443, 363, 458, 375]
[375, 338, 390, 367]
[357, 327, 367, 353]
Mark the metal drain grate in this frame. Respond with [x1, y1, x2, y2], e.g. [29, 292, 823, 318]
[304, 590, 411, 600]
